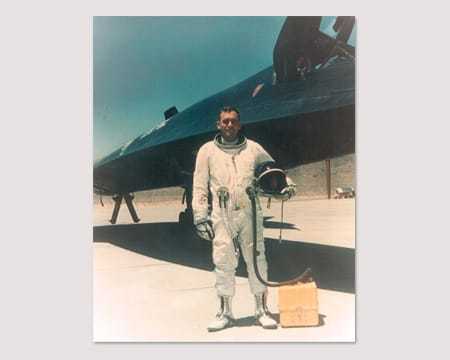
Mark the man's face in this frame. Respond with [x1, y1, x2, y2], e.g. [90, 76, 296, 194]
[217, 110, 241, 142]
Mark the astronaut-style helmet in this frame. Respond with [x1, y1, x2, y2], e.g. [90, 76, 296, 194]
[254, 161, 288, 197]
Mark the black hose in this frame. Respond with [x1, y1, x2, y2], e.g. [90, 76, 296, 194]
[247, 186, 312, 287]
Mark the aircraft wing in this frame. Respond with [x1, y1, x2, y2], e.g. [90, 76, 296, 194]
[94, 16, 355, 196]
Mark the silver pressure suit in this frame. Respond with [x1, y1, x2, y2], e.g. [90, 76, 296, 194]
[192, 135, 273, 297]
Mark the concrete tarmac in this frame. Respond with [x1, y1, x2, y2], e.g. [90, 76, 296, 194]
[93, 197, 355, 342]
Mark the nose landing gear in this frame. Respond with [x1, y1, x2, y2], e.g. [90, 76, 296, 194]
[179, 183, 194, 227]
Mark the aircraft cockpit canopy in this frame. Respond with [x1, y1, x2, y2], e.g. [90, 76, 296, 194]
[273, 16, 355, 83]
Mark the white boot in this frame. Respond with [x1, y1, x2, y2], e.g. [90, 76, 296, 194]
[207, 296, 235, 332]
[255, 292, 277, 329]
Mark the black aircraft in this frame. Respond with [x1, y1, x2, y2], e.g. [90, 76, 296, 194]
[93, 16, 356, 225]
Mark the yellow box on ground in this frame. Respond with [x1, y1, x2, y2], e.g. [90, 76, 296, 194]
[278, 281, 319, 327]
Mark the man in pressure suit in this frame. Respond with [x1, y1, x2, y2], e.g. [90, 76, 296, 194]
[192, 106, 296, 332]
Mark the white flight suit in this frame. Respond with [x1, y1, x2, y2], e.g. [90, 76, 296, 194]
[192, 135, 273, 297]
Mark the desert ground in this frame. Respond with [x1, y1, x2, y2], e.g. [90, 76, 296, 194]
[93, 154, 355, 341]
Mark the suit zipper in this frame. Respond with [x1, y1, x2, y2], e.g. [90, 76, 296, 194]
[231, 155, 238, 210]
[231, 155, 237, 173]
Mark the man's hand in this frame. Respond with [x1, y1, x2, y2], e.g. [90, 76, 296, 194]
[195, 219, 215, 241]
[278, 185, 296, 201]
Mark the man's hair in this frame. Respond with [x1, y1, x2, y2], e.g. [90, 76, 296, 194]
[218, 106, 240, 121]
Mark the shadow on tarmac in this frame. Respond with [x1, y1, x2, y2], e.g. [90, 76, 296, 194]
[233, 313, 327, 328]
[93, 222, 354, 294]
[263, 216, 300, 230]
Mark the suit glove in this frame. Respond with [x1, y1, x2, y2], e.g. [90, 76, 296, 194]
[195, 219, 215, 241]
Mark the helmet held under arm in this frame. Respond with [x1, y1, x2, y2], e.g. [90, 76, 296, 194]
[254, 161, 289, 198]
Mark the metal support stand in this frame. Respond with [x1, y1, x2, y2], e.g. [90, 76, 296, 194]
[325, 159, 331, 199]
[110, 195, 123, 224]
[109, 193, 140, 224]
[124, 193, 140, 223]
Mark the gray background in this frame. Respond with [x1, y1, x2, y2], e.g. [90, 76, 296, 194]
[1, 0, 449, 358]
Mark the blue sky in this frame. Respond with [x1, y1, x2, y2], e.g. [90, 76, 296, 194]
[93, 16, 286, 160]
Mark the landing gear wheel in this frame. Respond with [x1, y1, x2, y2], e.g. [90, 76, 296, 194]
[178, 211, 186, 225]
[178, 209, 193, 227]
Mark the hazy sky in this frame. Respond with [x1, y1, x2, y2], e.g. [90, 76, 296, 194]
[93, 16, 286, 160]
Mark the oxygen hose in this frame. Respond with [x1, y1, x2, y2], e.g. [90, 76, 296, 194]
[246, 186, 312, 287]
